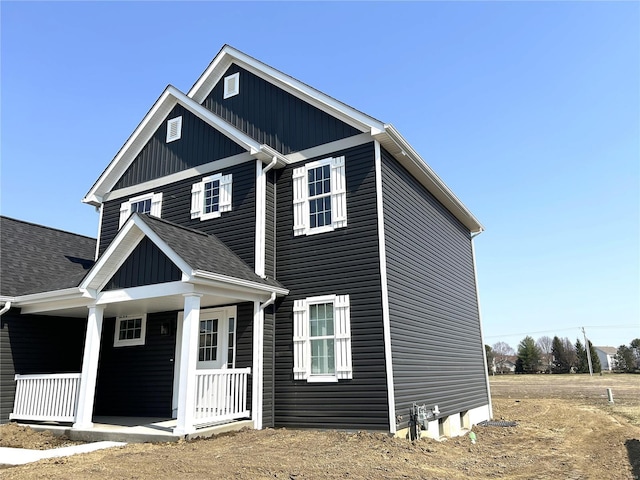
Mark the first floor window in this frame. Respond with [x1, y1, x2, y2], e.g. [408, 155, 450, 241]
[114, 314, 147, 347]
[119, 192, 163, 228]
[293, 294, 352, 382]
[191, 173, 233, 221]
[293, 156, 347, 236]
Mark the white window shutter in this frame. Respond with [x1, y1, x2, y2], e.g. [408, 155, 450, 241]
[334, 295, 352, 380]
[293, 299, 309, 380]
[119, 201, 130, 229]
[331, 156, 347, 229]
[219, 174, 233, 212]
[150, 192, 163, 218]
[292, 166, 307, 236]
[191, 181, 204, 219]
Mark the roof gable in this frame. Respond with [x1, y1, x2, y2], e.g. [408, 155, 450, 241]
[0, 216, 96, 297]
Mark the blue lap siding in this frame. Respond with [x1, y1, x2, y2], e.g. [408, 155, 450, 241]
[380, 148, 489, 429]
[272, 142, 389, 430]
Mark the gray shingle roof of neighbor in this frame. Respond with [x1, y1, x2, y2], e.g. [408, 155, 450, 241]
[136, 214, 285, 291]
[595, 346, 618, 355]
[0, 216, 96, 297]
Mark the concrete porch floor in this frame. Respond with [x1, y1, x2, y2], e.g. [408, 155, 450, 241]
[22, 417, 254, 443]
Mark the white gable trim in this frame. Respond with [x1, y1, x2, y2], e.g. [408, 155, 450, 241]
[83, 86, 286, 206]
[188, 45, 385, 134]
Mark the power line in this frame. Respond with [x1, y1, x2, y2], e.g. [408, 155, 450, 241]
[484, 324, 638, 339]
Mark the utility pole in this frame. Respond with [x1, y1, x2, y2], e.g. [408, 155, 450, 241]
[582, 327, 593, 376]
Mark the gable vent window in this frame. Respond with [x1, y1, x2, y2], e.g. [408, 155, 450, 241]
[293, 156, 347, 236]
[166, 116, 182, 143]
[191, 173, 233, 221]
[119, 192, 163, 228]
[223, 72, 240, 99]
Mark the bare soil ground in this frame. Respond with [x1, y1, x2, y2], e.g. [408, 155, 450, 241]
[1, 374, 638, 479]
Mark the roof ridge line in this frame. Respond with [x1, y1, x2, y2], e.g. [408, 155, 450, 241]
[0, 215, 96, 241]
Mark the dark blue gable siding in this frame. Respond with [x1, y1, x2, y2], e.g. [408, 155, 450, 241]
[272, 142, 389, 431]
[100, 161, 256, 269]
[105, 237, 181, 290]
[114, 104, 246, 190]
[380, 147, 489, 428]
[203, 64, 362, 155]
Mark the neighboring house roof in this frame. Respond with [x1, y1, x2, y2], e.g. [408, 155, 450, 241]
[0, 216, 95, 297]
[84, 45, 483, 233]
[80, 213, 286, 295]
[595, 346, 618, 355]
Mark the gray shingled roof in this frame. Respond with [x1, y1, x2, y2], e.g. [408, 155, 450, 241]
[137, 214, 285, 290]
[0, 216, 96, 297]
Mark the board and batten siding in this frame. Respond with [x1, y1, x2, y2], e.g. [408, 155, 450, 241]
[273, 142, 389, 430]
[203, 64, 362, 155]
[114, 104, 246, 190]
[380, 148, 489, 428]
[0, 310, 86, 423]
[100, 161, 257, 269]
[95, 312, 177, 417]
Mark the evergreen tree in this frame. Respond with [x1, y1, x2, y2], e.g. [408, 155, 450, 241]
[562, 337, 577, 370]
[615, 344, 638, 373]
[485, 345, 495, 375]
[575, 339, 588, 373]
[516, 336, 541, 373]
[551, 336, 570, 373]
[587, 340, 601, 373]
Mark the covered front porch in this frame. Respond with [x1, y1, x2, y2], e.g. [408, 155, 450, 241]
[8, 214, 287, 438]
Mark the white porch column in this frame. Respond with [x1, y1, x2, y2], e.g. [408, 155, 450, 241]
[173, 293, 202, 435]
[73, 304, 104, 429]
[252, 300, 264, 429]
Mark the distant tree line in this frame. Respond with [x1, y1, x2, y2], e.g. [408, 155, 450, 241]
[485, 335, 640, 374]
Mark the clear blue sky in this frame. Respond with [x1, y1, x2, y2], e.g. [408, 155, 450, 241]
[1, 2, 638, 349]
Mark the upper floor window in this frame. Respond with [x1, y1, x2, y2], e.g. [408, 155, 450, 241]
[191, 173, 233, 221]
[293, 294, 352, 382]
[166, 116, 182, 143]
[114, 314, 147, 347]
[119, 192, 163, 228]
[293, 156, 347, 236]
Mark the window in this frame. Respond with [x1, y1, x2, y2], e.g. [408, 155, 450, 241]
[191, 173, 232, 221]
[293, 294, 352, 382]
[166, 116, 182, 143]
[223, 72, 240, 99]
[194, 307, 236, 369]
[119, 192, 163, 228]
[114, 314, 147, 347]
[293, 156, 346, 236]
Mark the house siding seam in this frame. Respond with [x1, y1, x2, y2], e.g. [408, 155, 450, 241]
[0, 311, 86, 423]
[100, 161, 257, 268]
[202, 64, 362, 155]
[273, 142, 389, 430]
[114, 104, 246, 190]
[380, 147, 489, 429]
[104, 237, 181, 290]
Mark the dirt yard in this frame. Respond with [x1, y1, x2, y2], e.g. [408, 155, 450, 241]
[1, 374, 638, 479]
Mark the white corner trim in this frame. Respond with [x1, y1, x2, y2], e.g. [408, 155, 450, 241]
[374, 140, 397, 434]
[471, 237, 493, 419]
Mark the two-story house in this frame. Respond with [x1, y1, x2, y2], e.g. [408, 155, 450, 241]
[0, 45, 492, 440]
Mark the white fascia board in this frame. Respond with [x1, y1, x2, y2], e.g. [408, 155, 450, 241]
[11, 288, 83, 305]
[376, 125, 484, 234]
[96, 281, 194, 305]
[10, 288, 91, 315]
[0, 296, 15, 303]
[284, 132, 373, 165]
[188, 45, 385, 135]
[192, 270, 289, 296]
[83, 85, 267, 206]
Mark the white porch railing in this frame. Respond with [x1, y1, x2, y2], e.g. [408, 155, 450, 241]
[10, 373, 81, 422]
[193, 368, 250, 427]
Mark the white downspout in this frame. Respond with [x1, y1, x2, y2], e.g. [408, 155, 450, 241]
[252, 291, 277, 430]
[0, 301, 12, 316]
[255, 156, 278, 279]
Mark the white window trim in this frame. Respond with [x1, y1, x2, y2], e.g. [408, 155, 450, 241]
[293, 156, 347, 236]
[223, 72, 240, 99]
[166, 116, 182, 143]
[119, 192, 163, 228]
[191, 173, 232, 221]
[293, 294, 352, 382]
[114, 314, 147, 347]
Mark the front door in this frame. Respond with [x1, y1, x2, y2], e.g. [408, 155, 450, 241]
[197, 308, 236, 369]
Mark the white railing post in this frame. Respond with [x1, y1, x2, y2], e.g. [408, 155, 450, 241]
[73, 305, 104, 429]
[173, 293, 202, 435]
